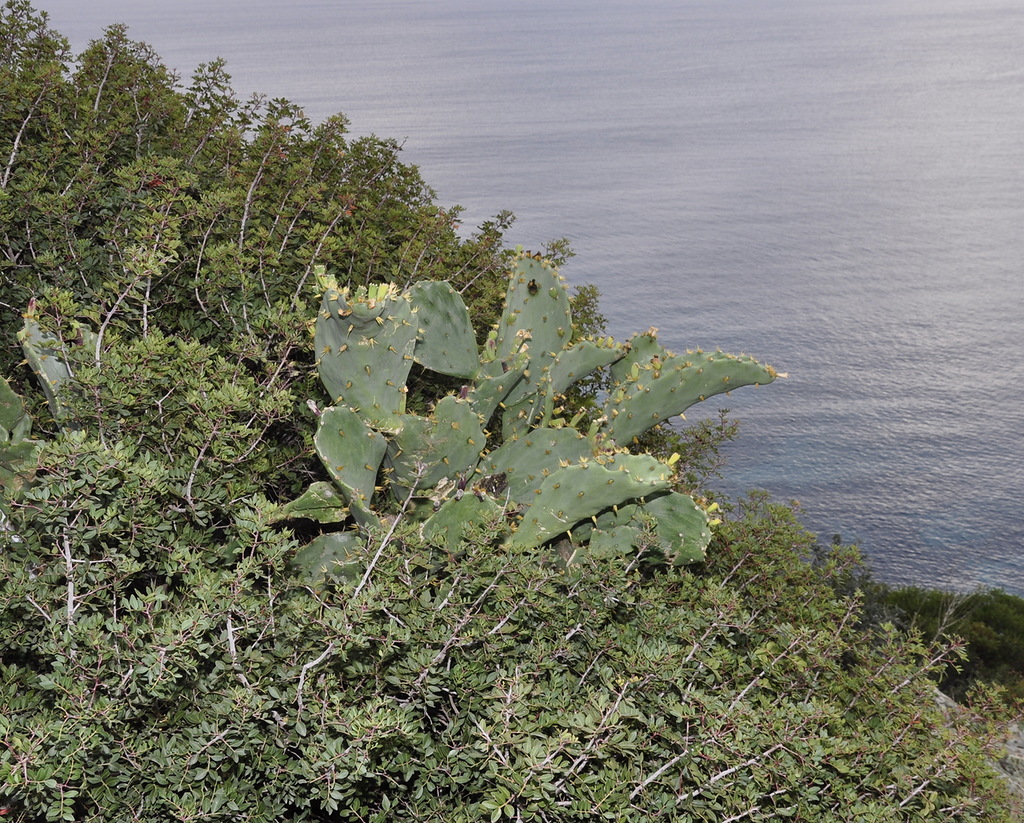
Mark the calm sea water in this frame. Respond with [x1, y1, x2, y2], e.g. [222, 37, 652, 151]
[40, 0, 1024, 594]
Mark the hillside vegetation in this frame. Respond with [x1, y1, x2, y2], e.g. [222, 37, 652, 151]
[1, 2, 1020, 820]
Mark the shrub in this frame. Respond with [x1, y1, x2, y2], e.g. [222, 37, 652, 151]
[2, 481, 1018, 820]
[880, 585, 1024, 706]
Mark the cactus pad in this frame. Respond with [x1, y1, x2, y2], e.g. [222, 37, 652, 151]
[271, 481, 348, 524]
[316, 283, 417, 429]
[508, 454, 673, 549]
[386, 395, 485, 495]
[409, 281, 479, 379]
[314, 405, 387, 529]
[604, 347, 775, 444]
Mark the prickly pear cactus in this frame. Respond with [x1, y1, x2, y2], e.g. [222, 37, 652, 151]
[408, 281, 479, 379]
[507, 454, 673, 550]
[386, 395, 486, 496]
[285, 251, 777, 580]
[0, 376, 41, 511]
[3, 306, 100, 511]
[313, 405, 388, 530]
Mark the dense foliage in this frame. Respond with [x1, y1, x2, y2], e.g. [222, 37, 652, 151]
[0, 0, 538, 499]
[2, 477, 1019, 822]
[876, 585, 1024, 706]
[1, 3, 1020, 820]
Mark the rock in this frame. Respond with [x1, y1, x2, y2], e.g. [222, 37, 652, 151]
[934, 689, 1024, 813]
[999, 721, 1024, 805]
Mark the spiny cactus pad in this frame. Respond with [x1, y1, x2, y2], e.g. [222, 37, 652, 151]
[489, 255, 570, 371]
[477, 426, 594, 501]
[386, 396, 486, 494]
[409, 281, 479, 379]
[272, 481, 348, 525]
[316, 282, 417, 429]
[0, 376, 40, 504]
[420, 493, 504, 553]
[314, 405, 387, 530]
[18, 316, 95, 425]
[508, 454, 673, 550]
[0, 376, 31, 441]
[604, 344, 775, 444]
[546, 338, 625, 396]
[292, 531, 365, 582]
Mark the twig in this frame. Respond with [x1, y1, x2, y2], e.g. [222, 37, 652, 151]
[722, 805, 762, 823]
[95, 271, 143, 366]
[555, 678, 642, 790]
[682, 744, 784, 801]
[899, 779, 932, 808]
[410, 576, 503, 693]
[2, 86, 46, 190]
[63, 529, 76, 626]
[630, 748, 690, 801]
[352, 464, 424, 600]
[183, 434, 214, 508]
[488, 598, 528, 636]
[25, 594, 51, 622]
[225, 617, 253, 688]
[297, 643, 335, 714]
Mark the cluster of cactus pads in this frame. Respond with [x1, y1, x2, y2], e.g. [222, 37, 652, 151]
[281, 250, 777, 578]
[0, 375, 39, 518]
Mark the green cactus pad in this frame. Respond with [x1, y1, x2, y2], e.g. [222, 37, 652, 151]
[271, 481, 348, 524]
[420, 493, 504, 552]
[483, 254, 571, 403]
[1, 376, 41, 506]
[609, 329, 666, 384]
[18, 317, 95, 425]
[586, 524, 644, 560]
[409, 281, 479, 379]
[508, 454, 673, 549]
[604, 348, 775, 444]
[292, 530, 365, 583]
[498, 384, 553, 440]
[385, 395, 485, 496]
[478, 426, 594, 502]
[640, 490, 712, 565]
[467, 357, 530, 424]
[314, 405, 387, 529]
[497, 337, 626, 437]
[315, 283, 417, 429]
[1, 376, 32, 442]
[547, 338, 626, 396]
[584, 490, 712, 565]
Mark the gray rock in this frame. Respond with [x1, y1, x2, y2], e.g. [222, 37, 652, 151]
[935, 689, 1024, 813]
[999, 721, 1024, 801]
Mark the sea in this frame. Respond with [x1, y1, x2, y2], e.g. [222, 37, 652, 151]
[37, 0, 1024, 595]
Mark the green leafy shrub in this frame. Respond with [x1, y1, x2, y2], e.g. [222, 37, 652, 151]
[2, 481, 1018, 821]
[879, 585, 1024, 705]
[1, 0, 516, 501]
